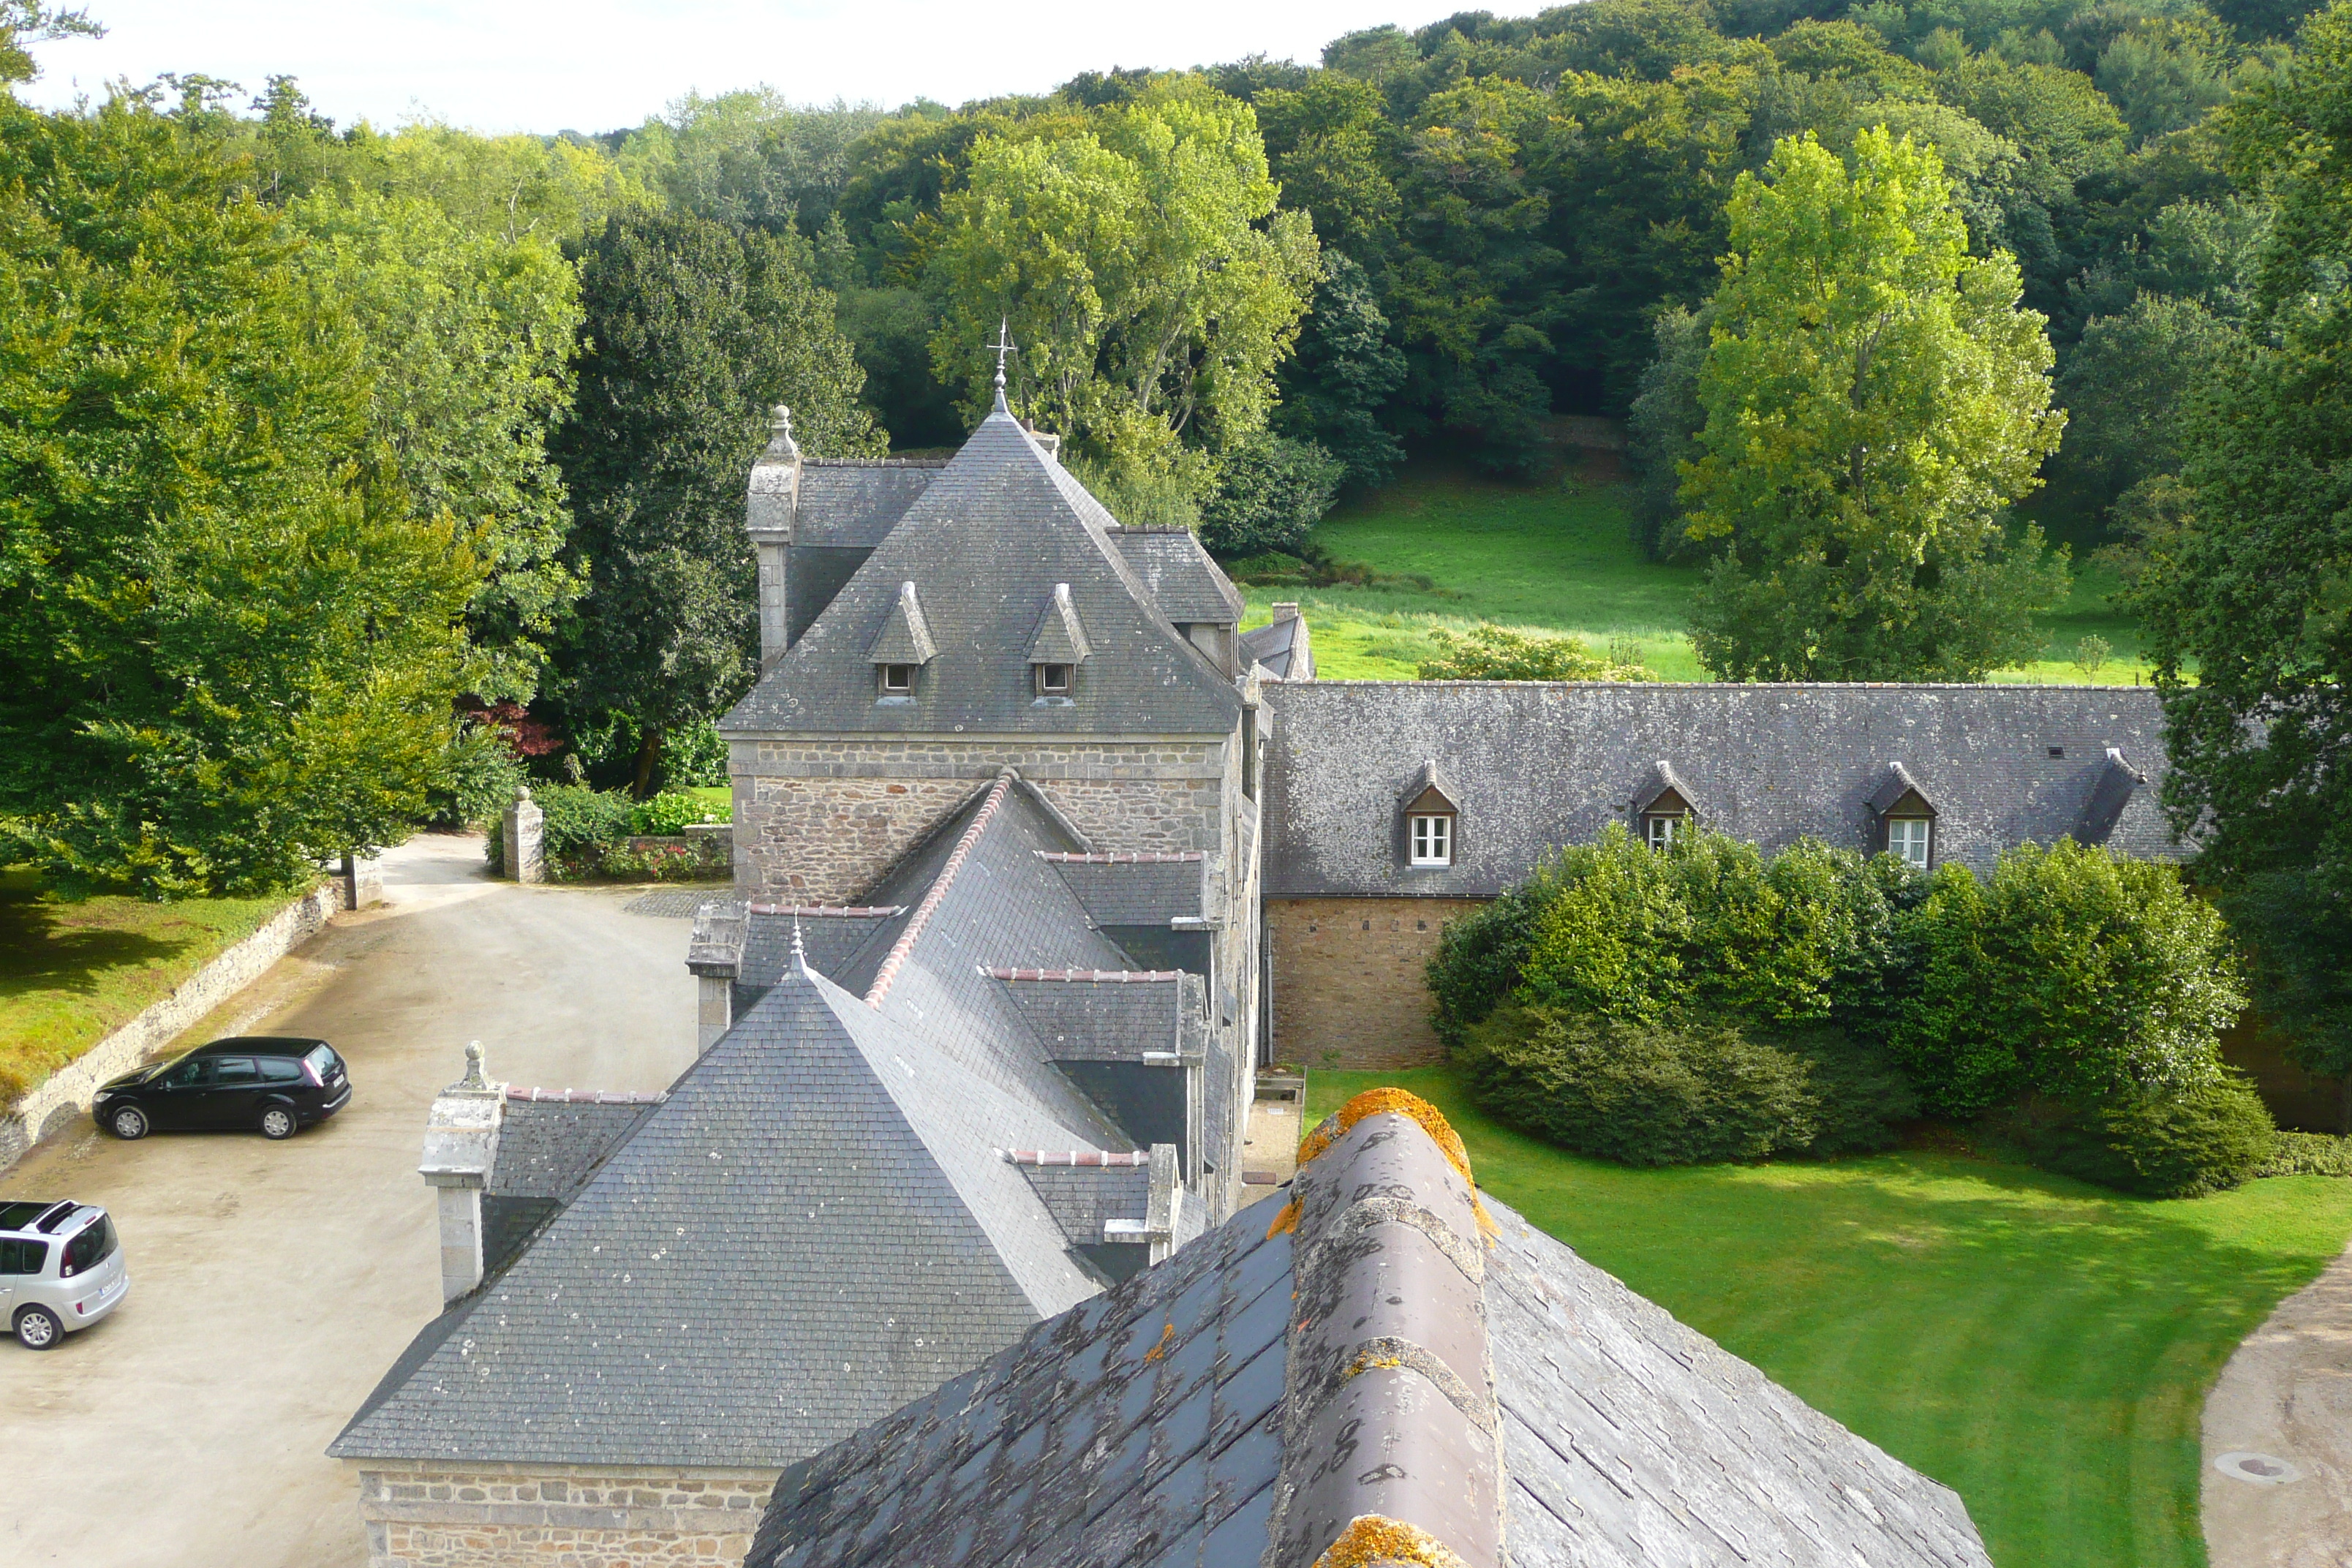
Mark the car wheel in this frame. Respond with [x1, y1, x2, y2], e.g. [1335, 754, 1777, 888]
[15, 1305, 62, 1350]
[259, 1105, 298, 1140]
[109, 1105, 149, 1140]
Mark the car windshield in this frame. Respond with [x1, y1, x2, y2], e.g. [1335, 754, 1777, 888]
[304, 1044, 341, 1077]
[64, 1214, 116, 1275]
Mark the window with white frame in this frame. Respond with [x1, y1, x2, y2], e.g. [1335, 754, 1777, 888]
[1645, 813, 1684, 851]
[880, 664, 915, 696]
[1409, 813, 1453, 867]
[1035, 663, 1072, 697]
[1887, 816, 1931, 869]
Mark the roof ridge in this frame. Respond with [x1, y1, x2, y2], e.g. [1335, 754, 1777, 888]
[864, 770, 1017, 1006]
[1033, 851, 1205, 864]
[805, 456, 952, 469]
[983, 967, 1183, 983]
[745, 902, 906, 918]
[1262, 1090, 1501, 1568]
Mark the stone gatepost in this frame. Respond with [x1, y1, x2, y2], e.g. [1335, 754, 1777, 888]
[419, 1043, 505, 1304]
[339, 851, 383, 910]
[502, 786, 543, 883]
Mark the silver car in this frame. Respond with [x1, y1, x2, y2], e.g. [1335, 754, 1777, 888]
[1, 1201, 129, 1349]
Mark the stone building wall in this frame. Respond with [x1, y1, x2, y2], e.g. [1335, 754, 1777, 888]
[732, 735, 1229, 903]
[346, 1460, 777, 1568]
[1266, 897, 1490, 1071]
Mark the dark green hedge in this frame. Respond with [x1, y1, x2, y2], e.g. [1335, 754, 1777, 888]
[2011, 1075, 2279, 1198]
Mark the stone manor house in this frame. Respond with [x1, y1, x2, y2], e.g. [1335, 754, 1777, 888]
[331, 391, 2173, 1566]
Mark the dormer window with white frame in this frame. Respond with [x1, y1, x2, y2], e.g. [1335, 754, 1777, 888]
[1028, 582, 1090, 706]
[880, 663, 916, 696]
[1868, 761, 1939, 872]
[867, 581, 937, 705]
[1399, 760, 1458, 870]
[1631, 761, 1697, 853]
[1036, 662, 1073, 698]
[1646, 810, 1684, 851]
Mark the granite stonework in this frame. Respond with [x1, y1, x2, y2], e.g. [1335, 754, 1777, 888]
[347, 1462, 775, 1568]
[732, 738, 1230, 902]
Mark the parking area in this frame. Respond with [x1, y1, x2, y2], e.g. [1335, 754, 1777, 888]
[0, 835, 701, 1568]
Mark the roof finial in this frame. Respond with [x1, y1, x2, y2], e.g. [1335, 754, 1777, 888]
[791, 914, 809, 976]
[766, 403, 799, 461]
[990, 318, 1014, 415]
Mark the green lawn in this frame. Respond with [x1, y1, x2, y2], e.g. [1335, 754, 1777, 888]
[1306, 1064, 2352, 1568]
[0, 868, 293, 1109]
[1240, 463, 2150, 684]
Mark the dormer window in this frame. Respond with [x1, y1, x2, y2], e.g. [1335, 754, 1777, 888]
[1400, 760, 1458, 870]
[868, 581, 937, 704]
[1028, 582, 1091, 705]
[1868, 761, 1938, 870]
[1036, 663, 1072, 698]
[1410, 813, 1453, 867]
[1631, 761, 1697, 853]
[881, 664, 915, 696]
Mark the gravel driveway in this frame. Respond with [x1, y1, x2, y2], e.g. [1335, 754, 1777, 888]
[0, 834, 704, 1567]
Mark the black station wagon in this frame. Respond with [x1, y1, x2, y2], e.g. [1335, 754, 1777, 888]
[93, 1037, 352, 1141]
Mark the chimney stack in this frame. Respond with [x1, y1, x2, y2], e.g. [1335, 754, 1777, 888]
[1271, 601, 1300, 624]
[747, 405, 802, 671]
[419, 1043, 505, 1304]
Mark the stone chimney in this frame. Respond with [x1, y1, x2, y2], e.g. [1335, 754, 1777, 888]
[419, 1042, 504, 1304]
[1270, 601, 1300, 624]
[747, 404, 802, 671]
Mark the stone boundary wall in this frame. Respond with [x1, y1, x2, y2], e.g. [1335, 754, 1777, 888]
[345, 1460, 777, 1568]
[734, 736, 1226, 903]
[1267, 896, 1489, 1071]
[0, 878, 347, 1171]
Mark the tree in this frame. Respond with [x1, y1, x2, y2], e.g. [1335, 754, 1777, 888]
[2131, 0, 2352, 1073]
[2047, 291, 2239, 525]
[1626, 303, 1711, 561]
[1681, 129, 2070, 681]
[1196, 435, 1343, 557]
[0, 93, 483, 895]
[551, 211, 881, 797]
[1270, 252, 1406, 487]
[926, 78, 1319, 488]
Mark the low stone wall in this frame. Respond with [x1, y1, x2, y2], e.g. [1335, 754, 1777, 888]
[347, 1460, 777, 1568]
[1267, 895, 1488, 1071]
[0, 878, 347, 1170]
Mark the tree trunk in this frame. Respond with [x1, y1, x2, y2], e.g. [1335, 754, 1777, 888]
[631, 725, 663, 800]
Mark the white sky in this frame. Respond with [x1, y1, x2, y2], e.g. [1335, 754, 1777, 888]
[22, 0, 1454, 135]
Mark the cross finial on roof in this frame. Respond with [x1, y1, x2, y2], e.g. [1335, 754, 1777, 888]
[990, 318, 1014, 414]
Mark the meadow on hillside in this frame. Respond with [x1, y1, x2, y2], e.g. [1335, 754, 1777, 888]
[1237, 461, 2148, 685]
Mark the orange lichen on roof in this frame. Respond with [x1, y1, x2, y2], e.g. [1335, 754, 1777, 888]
[1308, 1513, 1474, 1568]
[1142, 1322, 1175, 1362]
[1267, 1198, 1301, 1238]
[1297, 1088, 1474, 1188]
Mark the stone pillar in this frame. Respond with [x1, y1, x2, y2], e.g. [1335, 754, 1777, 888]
[502, 787, 543, 883]
[1146, 1143, 1182, 1265]
[686, 900, 748, 1055]
[747, 404, 801, 670]
[339, 851, 384, 910]
[420, 1043, 504, 1304]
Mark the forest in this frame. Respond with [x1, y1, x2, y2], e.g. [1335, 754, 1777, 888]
[0, 0, 2343, 1074]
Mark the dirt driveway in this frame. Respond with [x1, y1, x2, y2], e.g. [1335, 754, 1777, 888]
[0, 835, 703, 1567]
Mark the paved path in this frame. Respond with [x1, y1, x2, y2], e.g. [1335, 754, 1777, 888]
[2205, 1236, 2352, 1567]
[0, 836, 702, 1568]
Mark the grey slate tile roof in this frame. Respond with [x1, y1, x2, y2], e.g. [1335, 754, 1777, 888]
[994, 974, 1187, 1063]
[1264, 680, 2184, 898]
[1040, 853, 1205, 926]
[486, 1097, 657, 1202]
[794, 460, 948, 548]
[724, 413, 1241, 738]
[747, 1100, 1991, 1568]
[1017, 1162, 1153, 1240]
[331, 959, 1120, 1470]
[1105, 527, 1245, 625]
[1238, 610, 1313, 680]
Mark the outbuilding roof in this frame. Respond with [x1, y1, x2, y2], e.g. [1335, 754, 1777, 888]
[747, 1092, 1994, 1568]
[1264, 681, 2183, 897]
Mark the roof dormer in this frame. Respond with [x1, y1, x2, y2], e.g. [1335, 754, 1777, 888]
[1630, 761, 1697, 850]
[2073, 747, 2148, 845]
[1401, 761, 1458, 868]
[1867, 762, 1938, 868]
[869, 581, 937, 701]
[1028, 583, 1090, 704]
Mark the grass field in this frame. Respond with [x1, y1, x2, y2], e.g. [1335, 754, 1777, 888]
[0, 868, 293, 1109]
[1305, 1063, 2352, 1568]
[1240, 462, 2149, 684]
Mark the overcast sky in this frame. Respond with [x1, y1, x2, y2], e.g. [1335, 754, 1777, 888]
[21, 1, 1450, 135]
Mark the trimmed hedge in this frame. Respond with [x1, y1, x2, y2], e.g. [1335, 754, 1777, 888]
[2013, 1074, 2279, 1198]
[1457, 1003, 1916, 1166]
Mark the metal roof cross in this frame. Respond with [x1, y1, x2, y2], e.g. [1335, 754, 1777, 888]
[991, 318, 1015, 412]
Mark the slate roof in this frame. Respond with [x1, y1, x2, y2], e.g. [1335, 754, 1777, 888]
[486, 1096, 658, 1202]
[995, 973, 1190, 1063]
[747, 1093, 1992, 1568]
[1105, 527, 1245, 625]
[794, 460, 948, 548]
[724, 412, 1242, 737]
[1238, 608, 1313, 681]
[1039, 852, 1205, 927]
[1265, 680, 2184, 897]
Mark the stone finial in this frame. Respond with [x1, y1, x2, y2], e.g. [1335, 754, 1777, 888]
[513, 784, 532, 804]
[791, 916, 810, 976]
[766, 404, 800, 461]
[450, 1041, 494, 1094]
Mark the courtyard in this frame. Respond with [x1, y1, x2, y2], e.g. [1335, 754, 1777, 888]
[0, 836, 701, 1568]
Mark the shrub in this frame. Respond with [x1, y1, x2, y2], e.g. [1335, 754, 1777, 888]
[628, 790, 725, 836]
[533, 785, 636, 862]
[1458, 1003, 1915, 1166]
[1417, 623, 1652, 681]
[1889, 841, 2246, 1116]
[1199, 434, 1344, 558]
[2257, 1131, 2352, 1179]
[660, 723, 729, 788]
[2019, 1074, 2278, 1198]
